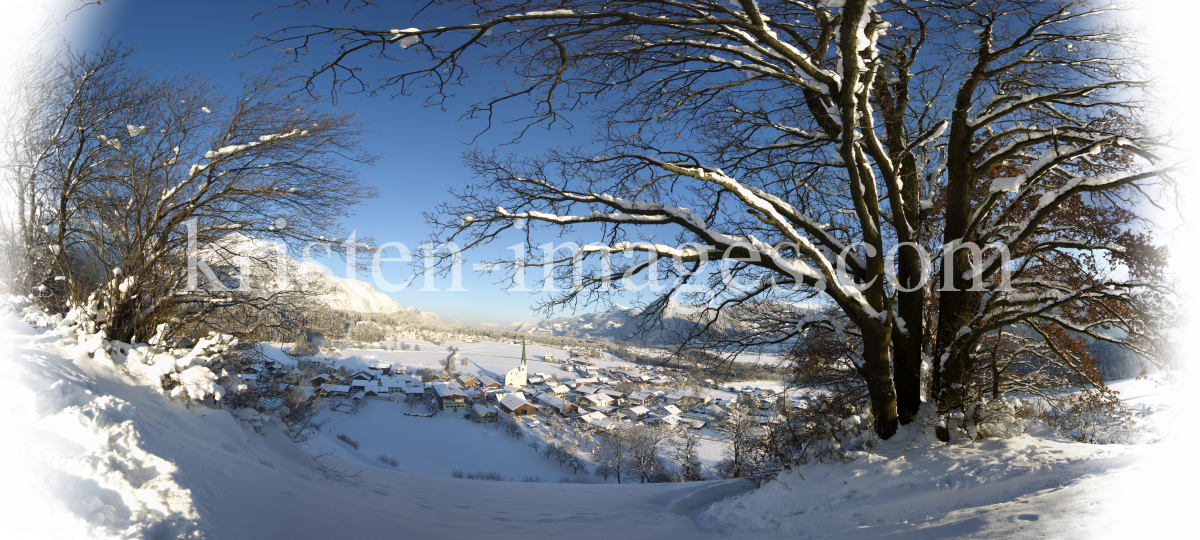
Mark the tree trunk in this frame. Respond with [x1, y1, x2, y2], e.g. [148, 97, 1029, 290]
[860, 323, 899, 439]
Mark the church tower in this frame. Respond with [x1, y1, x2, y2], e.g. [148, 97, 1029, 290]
[504, 338, 529, 388]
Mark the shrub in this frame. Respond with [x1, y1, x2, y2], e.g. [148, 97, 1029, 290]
[464, 471, 504, 481]
[336, 434, 360, 450]
[451, 469, 464, 478]
[377, 454, 399, 468]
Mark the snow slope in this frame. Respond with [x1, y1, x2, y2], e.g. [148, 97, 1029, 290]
[3, 302, 1195, 539]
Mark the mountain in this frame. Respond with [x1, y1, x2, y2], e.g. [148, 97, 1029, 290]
[517, 299, 818, 344]
[402, 306, 459, 326]
[204, 233, 436, 318]
[520, 304, 637, 339]
[307, 265, 406, 314]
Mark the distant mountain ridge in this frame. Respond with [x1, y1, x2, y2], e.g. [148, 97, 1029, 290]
[512, 299, 819, 344]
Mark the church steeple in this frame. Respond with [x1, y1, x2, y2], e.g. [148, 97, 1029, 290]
[520, 339, 527, 370]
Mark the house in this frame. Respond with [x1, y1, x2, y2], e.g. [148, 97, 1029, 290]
[364, 388, 391, 400]
[350, 379, 381, 393]
[666, 390, 711, 408]
[537, 393, 578, 414]
[497, 393, 537, 416]
[659, 404, 682, 416]
[548, 384, 570, 396]
[432, 382, 469, 413]
[580, 393, 614, 409]
[380, 374, 419, 393]
[651, 414, 681, 428]
[457, 375, 479, 387]
[621, 406, 651, 421]
[575, 385, 600, 396]
[598, 389, 626, 405]
[477, 375, 501, 388]
[471, 403, 497, 422]
[627, 390, 654, 406]
[580, 411, 617, 431]
[327, 384, 351, 397]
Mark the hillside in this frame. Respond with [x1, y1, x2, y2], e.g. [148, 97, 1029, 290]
[2, 300, 1193, 539]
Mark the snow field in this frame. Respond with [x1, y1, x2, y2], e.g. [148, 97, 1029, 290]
[310, 400, 586, 481]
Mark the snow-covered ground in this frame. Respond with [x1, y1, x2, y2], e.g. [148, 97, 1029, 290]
[2, 303, 1195, 539]
[308, 401, 584, 480]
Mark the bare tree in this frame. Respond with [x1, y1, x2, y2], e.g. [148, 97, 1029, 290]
[595, 426, 632, 484]
[3, 42, 377, 343]
[715, 403, 758, 479]
[667, 430, 705, 482]
[256, 0, 1175, 440]
[625, 424, 672, 483]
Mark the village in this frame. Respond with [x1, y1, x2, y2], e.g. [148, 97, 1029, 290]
[236, 336, 795, 480]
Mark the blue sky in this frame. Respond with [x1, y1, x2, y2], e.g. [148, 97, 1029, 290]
[79, 0, 649, 327]
[64, 0, 1200, 330]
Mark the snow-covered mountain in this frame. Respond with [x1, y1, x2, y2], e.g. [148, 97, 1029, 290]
[204, 233, 438, 318]
[517, 300, 817, 344]
[515, 301, 726, 343]
[308, 268, 406, 314]
[518, 304, 637, 339]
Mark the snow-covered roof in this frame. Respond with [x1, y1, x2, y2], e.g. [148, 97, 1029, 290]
[582, 393, 613, 406]
[433, 382, 467, 398]
[537, 393, 571, 410]
[626, 406, 651, 417]
[653, 414, 680, 426]
[499, 393, 533, 411]
[477, 375, 500, 387]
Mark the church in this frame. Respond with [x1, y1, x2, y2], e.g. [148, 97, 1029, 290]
[503, 340, 529, 388]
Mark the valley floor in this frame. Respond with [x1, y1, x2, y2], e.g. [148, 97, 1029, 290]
[1, 305, 1194, 539]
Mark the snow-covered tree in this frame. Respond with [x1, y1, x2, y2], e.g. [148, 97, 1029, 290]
[2, 42, 377, 343]
[715, 403, 758, 478]
[259, 0, 1175, 439]
[666, 430, 705, 482]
